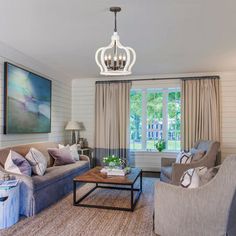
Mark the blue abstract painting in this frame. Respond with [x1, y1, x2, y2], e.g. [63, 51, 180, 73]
[4, 63, 51, 133]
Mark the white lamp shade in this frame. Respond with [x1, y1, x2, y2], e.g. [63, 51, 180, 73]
[65, 121, 82, 130]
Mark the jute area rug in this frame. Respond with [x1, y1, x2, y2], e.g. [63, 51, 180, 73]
[1, 178, 158, 236]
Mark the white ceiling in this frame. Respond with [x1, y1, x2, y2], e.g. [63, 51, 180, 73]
[0, 0, 236, 80]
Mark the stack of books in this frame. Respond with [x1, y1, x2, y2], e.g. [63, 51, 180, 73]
[100, 168, 130, 176]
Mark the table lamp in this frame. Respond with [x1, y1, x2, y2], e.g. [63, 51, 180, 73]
[65, 121, 82, 144]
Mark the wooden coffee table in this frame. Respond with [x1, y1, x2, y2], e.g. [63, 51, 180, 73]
[73, 167, 142, 211]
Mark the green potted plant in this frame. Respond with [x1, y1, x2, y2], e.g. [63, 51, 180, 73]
[103, 155, 122, 168]
[103, 155, 130, 170]
[155, 139, 166, 152]
[102, 155, 131, 175]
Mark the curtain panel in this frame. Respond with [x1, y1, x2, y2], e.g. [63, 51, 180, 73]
[94, 81, 131, 166]
[181, 77, 220, 151]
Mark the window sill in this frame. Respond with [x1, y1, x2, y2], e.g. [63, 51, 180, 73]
[130, 150, 178, 155]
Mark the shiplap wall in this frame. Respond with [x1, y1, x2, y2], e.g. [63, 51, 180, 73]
[72, 72, 236, 171]
[72, 78, 95, 145]
[0, 44, 71, 147]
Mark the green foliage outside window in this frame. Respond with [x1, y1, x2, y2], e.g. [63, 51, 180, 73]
[147, 92, 163, 123]
[130, 91, 142, 148]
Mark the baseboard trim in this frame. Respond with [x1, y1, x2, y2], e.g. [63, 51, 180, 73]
[142, 171, 160, 178]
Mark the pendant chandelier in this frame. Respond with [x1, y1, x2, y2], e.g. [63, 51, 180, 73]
[95, 7, 136, 76]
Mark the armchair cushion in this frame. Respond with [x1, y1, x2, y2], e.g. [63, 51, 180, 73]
[196, 140, 213, 151]
[190, 148, 205, 162]
[201, 165, 220, 185]
[161, 157, 176, 167]
[32, 161, 88, 191]
[161, 166, 172, 179]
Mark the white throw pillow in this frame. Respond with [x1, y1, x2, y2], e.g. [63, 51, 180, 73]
[25, 148, 47, 176]
[58, 144, 80, 161]
[176, 151, 193, 164]
[180, 167, 208, 188]
[5, 150, 32, 176]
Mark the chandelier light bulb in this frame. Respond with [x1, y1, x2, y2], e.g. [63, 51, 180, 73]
[95, 7, 136, 76]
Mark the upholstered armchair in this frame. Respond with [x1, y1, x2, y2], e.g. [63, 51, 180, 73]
[154, 155, 236, 236]
[160, 140, 220, 185]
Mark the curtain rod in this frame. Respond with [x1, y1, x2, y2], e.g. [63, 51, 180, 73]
[95, 75, 220, 84]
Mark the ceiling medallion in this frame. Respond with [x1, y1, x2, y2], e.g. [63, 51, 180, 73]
[95, 7, 136, 76]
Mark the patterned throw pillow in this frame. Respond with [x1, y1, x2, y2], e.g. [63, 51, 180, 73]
[58, 144, 80, 161]
[176, 151, 193, 164]
[25, 148, 47, 176]
[179, 165, 220, 188]
[5, 150, 32, 176]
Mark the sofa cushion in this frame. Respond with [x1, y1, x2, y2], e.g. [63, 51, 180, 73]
[32, 161, 89, 191]
[161, 166, 172, 179]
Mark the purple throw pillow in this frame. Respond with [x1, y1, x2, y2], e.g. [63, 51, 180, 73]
[48, 147, 76, 166]
[5, 150, 32, 176]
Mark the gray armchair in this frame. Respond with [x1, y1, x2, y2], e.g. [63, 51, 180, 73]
[154, 155, 236, 236]
[160, 140, 220, 185]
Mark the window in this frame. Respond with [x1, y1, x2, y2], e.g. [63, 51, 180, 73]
[130, 88, 181, 151]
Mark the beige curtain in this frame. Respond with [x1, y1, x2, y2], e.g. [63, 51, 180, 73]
[95, 81, 131, 165]
[181, 77, 220, 151]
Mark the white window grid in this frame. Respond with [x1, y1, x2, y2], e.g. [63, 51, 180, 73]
[130, 87, 181, 151]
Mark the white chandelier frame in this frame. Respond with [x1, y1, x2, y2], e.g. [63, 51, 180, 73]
[95, 7, 136, 76]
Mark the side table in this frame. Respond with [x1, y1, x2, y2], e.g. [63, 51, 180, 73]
[0, 184, 20, 229]
[78, 147, 94, 167]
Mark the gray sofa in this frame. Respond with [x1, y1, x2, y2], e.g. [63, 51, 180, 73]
[0, 142, 90, 217]
[155, 155, 236, 236]
[160, 140, 220, 185]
